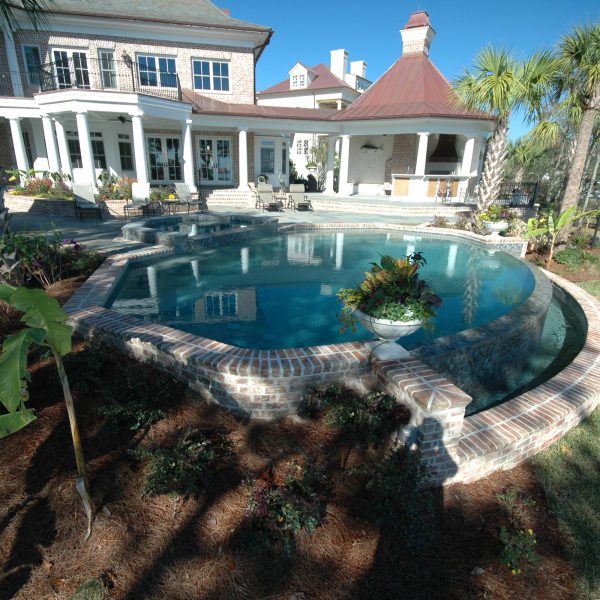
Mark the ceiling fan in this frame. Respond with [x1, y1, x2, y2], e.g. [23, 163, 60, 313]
[109, 115, 132, 124]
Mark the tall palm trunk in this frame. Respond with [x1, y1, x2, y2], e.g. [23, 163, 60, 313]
[561, 103, 599, 212]
[477, 118, 509, 211]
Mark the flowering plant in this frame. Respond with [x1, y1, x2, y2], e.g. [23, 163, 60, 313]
[478, 204, 515, 222]
[337, 252, 442, 333]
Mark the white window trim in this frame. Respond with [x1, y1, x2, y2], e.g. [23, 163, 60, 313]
[192, 58, 232, 94]
[21, 44, 42, 85]
[195, 135, 233, 186]
[50, 47, 90, 88]
[136, 54, 178, 90]
[145, 134, 183, 184]
[97, 48, 119, 90]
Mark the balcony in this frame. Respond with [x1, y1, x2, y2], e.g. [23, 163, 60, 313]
[0, 56, 183, 102]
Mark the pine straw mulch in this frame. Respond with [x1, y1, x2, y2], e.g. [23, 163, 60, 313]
[0, 337, 577, 600]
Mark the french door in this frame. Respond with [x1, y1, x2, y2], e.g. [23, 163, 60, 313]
[147, 136, 182, 182]
[197, 138, 232, 185]
[53, 50, 90, 89]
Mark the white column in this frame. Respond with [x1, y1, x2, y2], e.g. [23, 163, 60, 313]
[8, 118, 29, 173]
[324, 136, 336, 195]
[75, 111, 97, 191]
[338, 134, 351, 196]
[238, 128, 249, 190]
[41, 115, 60, 173]
[131, 114, 148, 184]
[461, 137, 476, 176]
[241, 247, 249, 274]
[54, 119, 72, 180]
[415, 132, 429, 175]
[3, 30, 23, 96]
[182, 118, 196, 192]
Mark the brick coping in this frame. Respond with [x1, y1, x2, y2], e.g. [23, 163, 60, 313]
[452, 271, 600, 483]
[62, 222, 599, 482]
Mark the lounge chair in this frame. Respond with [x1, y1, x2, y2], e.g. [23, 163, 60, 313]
[257, 183, 283, 212]
[175, 182, 207, 213]
[124, 182, 150, 217]
[288, 184, 312, 211]
[72, 184, 102, 220]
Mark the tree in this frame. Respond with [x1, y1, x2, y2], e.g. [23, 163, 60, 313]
[553, 24, 600, 213]
[453, 48, 556, 211]
[0, 285, 94, 538]
[0, 0, 54, 32]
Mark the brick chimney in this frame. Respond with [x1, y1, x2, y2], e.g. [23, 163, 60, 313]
[400, 11, 436, 56]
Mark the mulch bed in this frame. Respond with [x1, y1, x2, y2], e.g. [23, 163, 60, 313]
[0, 275, 577, 599]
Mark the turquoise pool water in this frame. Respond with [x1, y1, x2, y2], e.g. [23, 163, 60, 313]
[108, 230, 535, 349]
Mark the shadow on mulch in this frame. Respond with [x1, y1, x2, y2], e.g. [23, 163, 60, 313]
[0, 336, 579, 600]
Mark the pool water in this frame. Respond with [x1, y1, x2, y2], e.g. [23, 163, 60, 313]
[464, 295, 585, 415]
[109, 230, 535, 349]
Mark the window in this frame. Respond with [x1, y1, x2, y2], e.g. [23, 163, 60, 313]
[66, 131, 83, 168]
[303, 140, 309, 155]
[53, 49, 89, 89]
[281, 144, 287, 175]
[205, 292, 237, 317]
[291, 75, 298, 88]
[90, 132, 106, 169]
[296, 140, 302, 155]
[299, 74, 305, 87]
[118, 134, 133, 171]
[192, 60, 229, 91]
[147, 136, 182, 182]
[260, 140, 275, 174]
[197, 138, 232, 184]
[98, 50, 117, 89]
[22, 131, 34, 165]
[23, 45, 42, 85]
[138, 55, 177, 88]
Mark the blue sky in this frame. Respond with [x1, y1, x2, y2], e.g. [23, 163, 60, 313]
[224, 0, 599, 139]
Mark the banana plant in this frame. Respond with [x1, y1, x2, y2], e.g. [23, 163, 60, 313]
[525, 206, 599, 268]
[0, 285, 94, 538]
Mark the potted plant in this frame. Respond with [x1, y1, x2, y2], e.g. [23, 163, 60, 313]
[478, 204, 514, 236]
[337, 253, 442, 359]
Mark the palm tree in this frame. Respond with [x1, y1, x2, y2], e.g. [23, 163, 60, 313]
[0, 0, 54, 32]
[554, 24, 600, 213]
[453, 48, 555, 211]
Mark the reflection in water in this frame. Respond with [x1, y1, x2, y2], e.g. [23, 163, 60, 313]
[111, 231, 535, 350]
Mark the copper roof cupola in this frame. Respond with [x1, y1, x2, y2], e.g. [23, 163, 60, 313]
[400, 10, 436, 56]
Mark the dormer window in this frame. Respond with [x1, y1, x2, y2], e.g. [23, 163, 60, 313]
[298, 74, 305, 87]
[291, 74, 298, 88]
[290, 69, 307, 89]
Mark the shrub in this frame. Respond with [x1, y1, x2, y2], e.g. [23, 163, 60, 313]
[553, 247, 598, 268]
[367, 446, 435, 551]
[150, 186, 173, 202]
[246, 460, 331, 554]
[454, 215, 472, 231]
[133, 428, 227, 496]
[97, 173, 135, 200]
[299, 385, 402, 444]
[0, 231, 103, 287]
[431, 215, 449, 228]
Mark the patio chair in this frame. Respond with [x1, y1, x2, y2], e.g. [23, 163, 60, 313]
[288, 184, 312, 211]
[124, 182, 150, 217]
[175, 182, 207, 213]
[248, 182, 261, 209]
[72, 184, 102, 220]
[257, 182, 283, 212]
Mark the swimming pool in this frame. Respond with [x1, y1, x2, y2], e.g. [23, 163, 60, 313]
[108, 229, 536, 350]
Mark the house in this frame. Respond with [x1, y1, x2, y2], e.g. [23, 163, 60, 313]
[257, 49, 372, 178]
[0, 4, 494, 203]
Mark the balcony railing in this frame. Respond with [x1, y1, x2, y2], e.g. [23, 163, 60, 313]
[0, 57, 182, 102]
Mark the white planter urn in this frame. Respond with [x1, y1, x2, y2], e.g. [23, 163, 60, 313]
[354, 309, 423, 360]
[482, 220, 509, 237]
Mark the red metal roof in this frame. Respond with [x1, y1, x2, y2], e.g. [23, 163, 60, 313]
[331, 54, 492, 121]
[404, 10, 431, 29]
[185, 91, 337, 120]
[257, 63, 352, 95]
